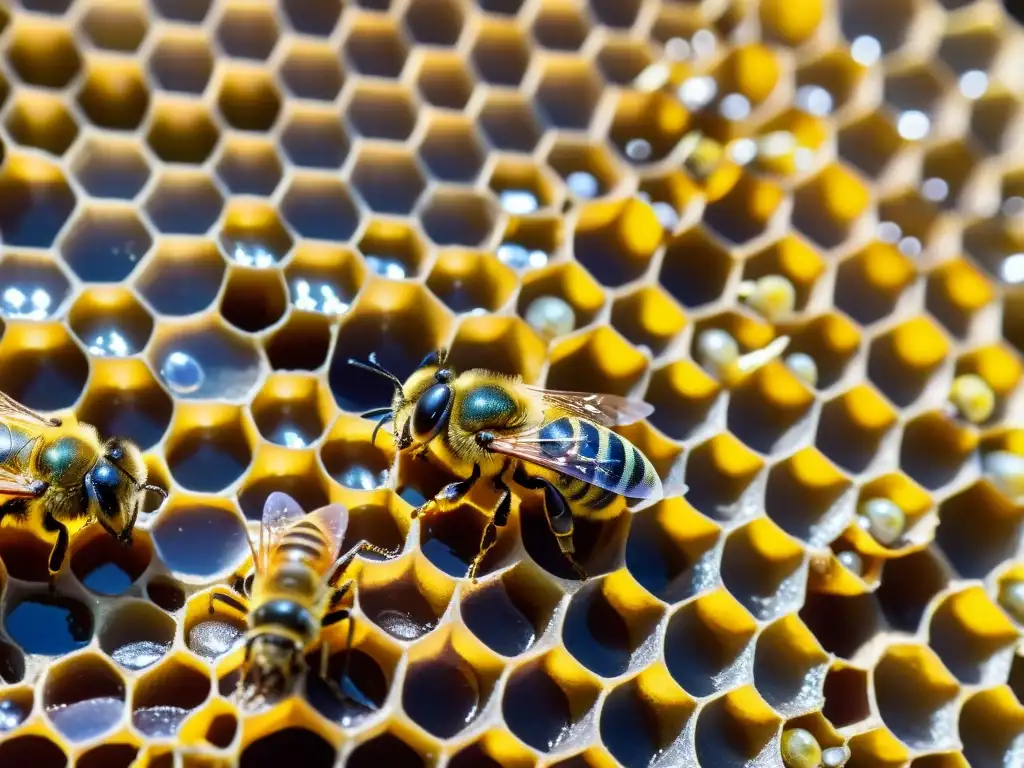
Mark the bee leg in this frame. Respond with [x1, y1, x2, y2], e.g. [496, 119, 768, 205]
[208, 591, 249, 616]
[468, 462, 512, 583]
[513, 465, 588, 581]
[411, 463, 481, 519]
[322, 599, 355, 703]
[42, 512, 69, 589]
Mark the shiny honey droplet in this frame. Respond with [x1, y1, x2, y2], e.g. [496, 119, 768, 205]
[524, 296, 575, 341]
[858, 498, 905, 546]
[781, 727, 822, 768]
[983, 451, 1024, 499]
[837, 550, 863, 576]
[696, 328, 740, 376]
[949, 373, 995, 424]
[785, 352, 818, 387]
[822, 744, 852, 768]
[999, 579, 1024, 623]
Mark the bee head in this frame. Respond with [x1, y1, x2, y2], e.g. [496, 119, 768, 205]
[243, 634, 302, 701]
[88, 438, 167, 545]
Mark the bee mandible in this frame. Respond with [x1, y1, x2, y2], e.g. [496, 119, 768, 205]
[351, 350, 687, 581]
[0, 390, 166, 581]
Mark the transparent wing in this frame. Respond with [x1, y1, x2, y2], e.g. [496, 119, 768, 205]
[0, 391, 58, 428]
[487, 420, 667, 501]
[258, 492, 306, 572]
[523, 385, 654, 426]
[0, 466, 44, 498]
[305, 503, 349, 567]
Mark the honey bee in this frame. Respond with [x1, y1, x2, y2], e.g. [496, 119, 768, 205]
[351, 350, 686, 581]
[209, 493, 393, 704]
[0, 390, 166, 581]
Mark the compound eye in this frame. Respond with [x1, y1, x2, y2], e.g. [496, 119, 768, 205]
[412, 383, 451, 441]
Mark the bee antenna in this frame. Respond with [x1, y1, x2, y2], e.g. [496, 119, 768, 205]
[347, 354, 404, 391]
[370, 413, 393, 446]
[142, 483, 168, 499]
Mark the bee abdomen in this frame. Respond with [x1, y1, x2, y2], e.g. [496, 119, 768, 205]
[275, 520, 332, 570]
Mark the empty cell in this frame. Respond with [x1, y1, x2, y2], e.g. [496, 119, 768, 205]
[547, 140, 621, 200]
[680, 435, 764, 524]
[601, 677, 689, 768]
[216, 5, 279, 60]
[148, 34, 215, 94]
[478, 93, 543, 153]
[800, 591, 882, 659]
[867, 319, 950, 408]
[503, 660, 583, 752]
[344, 18, 409, 78]
[347, 85, 418, 140]
[306, 646, 392, 724]
[98, 600, 174, 671]
[146, 577, 185, 613]
[152, 0, 211, 22]
[939, 26, 1001, 76]
[145, 173, 224, 235]
[237, 468, 331, 522]
[146, 103, 220, 164]
[754, 616, 829, 716]
[136, 241, 225, 316]
[77, 745, 138, 768]
[405, 0, 464, 45]
[166, 415, 252, 492]
[797, 50, 864, 113]
[281, 177, 360, 242]
[535, 61, 602, 131]
[562, 582, 637, 677]
[884, 64, 948, 117]
[420, 189, 497, 247]
[77, 63, 150, 130]
[132, 658, 211, 738]
[217, 70, 281, 131]
[220, 201, 294, 268]
[418, 116, 486, 182]
[0, 736, 67, 768]
[281, 0, 342, 35]
[960, 689, 1024, 768]
[462, 568, 558, 656]
[596, 39, 653, 85]
[351, 148, 426, 214]
[361, 570, 447, 641]
[837, 112, 904, 179]
[971, 92, 1021, 155]
[80, 1, 148, 51]
[241, 727, 335, 767]
[215, 138, 284, 196]
[923, 141, 980, 212]
[532, 3, 589, 50]
[610, 287, 687, 356]
[348, 734, 424, 768]
[403, 647, 483, 738]
[265, 313, 333, 371]
[0, 158, 77, 248]
[6, 22, 81, 88]
[720, 521, 805, 621]
[151, 321, 263, 401]
[220, 269, 288, 333]
[929, 587, 1017, 686]
[0, 325, 89, 411]
[899, 413, 974, 490]
[727, 368, 816, 455]
[936, 482, 1019, 579]
[60, 207, 152, 283]
[251, 375, 329, 448]
[874, 646, 960, 751]
[925, 258, 995, 340]
[43, 653, 125, 741]
[822, 666, 871, 728]
[609, 92, 688, 164]
[360, 221, 428, 280]
[471, 22, 530, 86]
[6, 595, 93, 655]
[840, 0, 920, 56]
[71, 524, 152, 594]
[590, 0, 640, 28]
[415, 53, 475, 110]
[645, 360, 722, 441]
[4, 94, 78, 156]
[72, 138, 150, 199]
[835, 246, 915, 328]
[793, 165, 870, 249]
[574, 198, 660, 286]
[0, 252, 72, 320]
[279, 45, 344, 101]
[694, 693, 780, 767]
[704, 174, 784, 245]
[427, 250, 516, 313]
[659, 229, 734, 308]
[765, 450, 854, 547]
[547, 326, 646, 395]
[153, 504, 250, 579]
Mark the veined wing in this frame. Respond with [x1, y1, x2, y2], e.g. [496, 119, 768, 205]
[523, 385, 654, 427]
[258, 492, 306, 572]
[304, 503, 349, 569]
[0, 466, 45, 498]
[0, 391, 59, 428]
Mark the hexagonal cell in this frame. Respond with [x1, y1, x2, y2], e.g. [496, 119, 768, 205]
[418, 115, 486, 183]
[800, 589, 884, 659]
[971, 89, 1021, 156]
[883, 63, 948, 120]
[265, 313, 333, 372]
[960, 689, 1024, 768]
[217, 69, 281, 131]
[6, 21, 81, 88]
[0, 156, 77, 248]
[0, 735, 68, 768]
[5, 593, 93, 655]
[535, 59, 603, 131]
[546, 326, 646, 396]
[922, 140, 981, 212]
[531, 1, 589, 50]
[42, 653, 125, 741]
[900, 412, 975, 491]
[759, 0, 825, 46]
[644, 360, 723, 441]
[610, 286, 687, 357]
[609, 92, 689, 165]
[80, 0, 148, 51]
[546, 139, 622, 201]
[77, 62, 149, 130]
[145, 171, 224, 235]
[136, 240, 225, 316]
[69, 287, 152, 360]
[343, 16, 408, 78]
[870, 319, 950, 410]
[935, 481, 1019, 581]
[220, 269, 288, 334]
[279, 110, 350, 171]
[415, 52, 475, 110]
[683, 434, 765, 524]
[4, 93, 78, 156]
[924, 258, 997, 342]
[0, 253, 71, 321]
[728, 364, 816, 454]
[754, 615, 829, 716]
[361, 560, 450, 641]
[840, 0, 921, 56]
[59, 207, 151, 283]
[78, 361, 171, 455]
[765, 449, 854, 549]
[603, 671, 694, 768]
[837, 111, 905, 179]
[152, 0, 211, 22]
[71, 138, 150, 199]
[216, 3, 278, 60]
[281, 177, 360, 242]
[329, 281, 450, 411]
[215, 137, 283, 196]
[148, 32, 214, 94]
[814, 387, 893, 476]
[404, 0, 464, 45]
[350, 147, 426, 216]
[712, 44, 783, 118]
[279, 43, 344, 101]
[796, 50, 865, 114]
[874, 645, 960, 752]
[721, 520, 805, 622]
[427, 250, 516, 313]
[0, 323, 89, 411]
[347, 84, 418, 140]
[166, 406, 253, 493]
[660, 228, 735, 309]
[240, 727, 335, 765]
[419, 189, 497, 247]
[149, 319, 264, 400]
[152, 501, 250, 580]
[348, 733, 426, 768]
[834, 242, 916, 326]
[693, 690, 780, 767]
[929, 587, 1017, 687]
[742, 235, 826, 314]
[146, 102, 220, 164]
[284, 242, 363, 318]
[78, 745, 138, 768]
[471, 20, 530, 86]
[462, 564, 560, 656]
[132, 656, 212, 738]
[250, 374, 331, 449]
[478, 92, 543, 153]
[793, 164, 871, 249]
[280, 0, 341, 35]
[596, 39, 653, 85]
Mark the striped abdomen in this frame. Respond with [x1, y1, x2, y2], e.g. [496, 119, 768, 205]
[537, 417, 659, 510]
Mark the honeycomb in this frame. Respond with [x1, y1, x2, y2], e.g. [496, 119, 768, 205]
[3, 0, 1024, 765]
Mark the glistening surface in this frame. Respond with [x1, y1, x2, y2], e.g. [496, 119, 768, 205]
[2, 0, 1024, 766]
